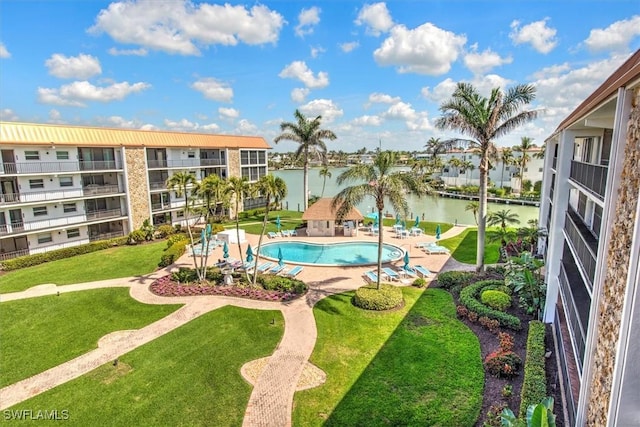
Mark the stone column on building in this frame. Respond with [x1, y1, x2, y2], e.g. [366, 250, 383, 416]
[122, 147, 151, 231]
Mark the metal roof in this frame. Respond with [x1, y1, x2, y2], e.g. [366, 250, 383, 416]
[0, 121, 271, 149]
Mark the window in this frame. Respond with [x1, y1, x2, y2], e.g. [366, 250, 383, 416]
[56, 151, 70, 160]
[63, 203, 77, 213]
[25, 150, 40, 160]
[29, 179, 44, 189]
[187, 151, 195, 158]
[37, 233, 53, 244]
[176, 210, 184, 218]
[33, 206, 48, 217]
[66, 228, 80, 238]
[59, 176, 73, 187]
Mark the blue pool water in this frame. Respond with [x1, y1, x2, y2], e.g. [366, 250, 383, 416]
[259, 241, 404, 266]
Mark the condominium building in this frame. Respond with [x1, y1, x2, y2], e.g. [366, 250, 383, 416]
[0, 122, 270, 261]
[539, 50, 639, 426]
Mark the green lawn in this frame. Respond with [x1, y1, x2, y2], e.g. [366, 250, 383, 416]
[0, 241, 167, 293]
[231, 209, 304, 235]
[293, 287, 483, 426]
[438, 227, 502, 264]
[0, 288, 181, 387]
[8, 306, 283, 426]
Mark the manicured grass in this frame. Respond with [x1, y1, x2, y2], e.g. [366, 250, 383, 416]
[0, 288, 181, 387]
[230, 210, 304, 235]
[9, 306, 284, 426]
[0, 241, 167, 293]
[293, 287, 483, 426]
[438, 227, 501, 264]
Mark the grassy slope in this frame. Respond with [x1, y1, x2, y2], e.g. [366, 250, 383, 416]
[0, 288, 181, 387]
[293, 287, 483, 426]
[438, 228, 501, 264]
[8, 306, 284, 427]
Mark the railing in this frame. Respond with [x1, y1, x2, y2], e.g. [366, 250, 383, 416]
[149, 181, 167, 190]
[86, 208, 126, 220]
[564, 211, 597, 291]
[558, 263, 587, 367]
[151, 203, 172, 211]
[570, 160, 607, 199]
[83, 184, 121, 196]
[147, 159, 203, 169]
[200, 159, 225, 167]
[0, 249, 29, 261]
[552, 156, 557, 169]
[79, 160, 118, 171]
[0, 186, 121, 205]
[89, 230, 125, 242]
[0, 161, 120, 174]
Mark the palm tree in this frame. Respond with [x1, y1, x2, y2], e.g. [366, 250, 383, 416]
[514, 137, 535, 193]
[195, 174, 227, 223]
[518, 219, 547, 253]
[251, 175, 287, 284]
[226, 176, 253, 275]
[487, 227, 517, 247]
[332, 151, 428, 290]
[318, 165, 332, 197]
[465, 201, 479, 225]
[435, 82, 539, 271]
[274, 109, 337, 210]
[487, 209, 521, 231]
[499, 147, 514, 189]
[447, 157, 463, 186]
[460, 159, 474, 185]
[166, 171, 201, 276]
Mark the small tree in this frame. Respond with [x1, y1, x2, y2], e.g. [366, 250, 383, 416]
[226, 176, 254, 280]
[465, 201, 479, 225]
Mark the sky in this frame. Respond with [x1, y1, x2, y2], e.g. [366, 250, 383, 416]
[1, 1, 639, 153]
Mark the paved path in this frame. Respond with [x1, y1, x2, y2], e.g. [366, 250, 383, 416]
[0, 224, 472, 426]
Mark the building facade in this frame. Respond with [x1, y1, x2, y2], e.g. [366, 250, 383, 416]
[539, 50, 639, 426]
[0, 122, 270, 261]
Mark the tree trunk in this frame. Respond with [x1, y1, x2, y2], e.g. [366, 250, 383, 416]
[376, 208, 384, 290]
[500, 164, 505, 188]
[303, 148, 309, 211]
[477, 160, 488, 272]
[252, 201, 270, 285]
[182, 186, 201, 279]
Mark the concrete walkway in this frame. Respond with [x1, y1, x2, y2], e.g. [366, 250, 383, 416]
[0, 224, 472, 425]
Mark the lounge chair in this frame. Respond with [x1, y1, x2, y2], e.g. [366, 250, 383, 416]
[268, 231, 278, 239]
[413, 265, 432, 278]
[284, 265, 304, 278]
[400, 266, 418, 278]
[280, 230, 291, 237]
[290, 229, 298, 236]
[269, 264, 286, 275]
[255, 262, 274, 273]
[423, 245, 450, 255]
[363, 270, 379, 283]
[382, 267, 401, 281]
[415, 242, 433, 248]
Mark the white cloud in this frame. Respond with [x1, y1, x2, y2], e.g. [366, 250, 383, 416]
[191, 78, 233, 102]
[0, 108, 19, 121]
[421, 74, 512, 105]
[355, 2, 394, 36]
[88, 1, 285, 55]
[107, 47, 148, 56]
[310, 46, 326, 58]
[299, 99, 344, 123]
[464, 47, 512, 75]
[367, 92, 401, 105]
[339, 41, 359, 53]
[279, 61, 329, 89]
[352, 114, 383, 126]
[510, 18, 558, 54]
[295, 6, 320, 37]
[291, 88, 310, 103]
[45, 53, 102, 79]
[235, 119, 258, 134]
[0, 42, 10, 58]
[37, 80, 150, 107]
[163, 118, 220, 132]
[379, 100, 432, 131]
[96, 115, 149, 128]
[374, 23, 466, 75]
[48, 109, 63, 123]
[218, 107, 240, 119]
[583, 15, 640, 53]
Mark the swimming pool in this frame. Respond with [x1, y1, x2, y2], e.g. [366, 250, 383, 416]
[258, 241, 404, 266]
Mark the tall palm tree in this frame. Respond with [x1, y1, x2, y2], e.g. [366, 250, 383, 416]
[465, 201, 479, 225]
[436, 82, 539, 271]
[195, 174, 227, 223]
[274, 109, 337, 210]
[487, 209, 521, 231]
[518, 219, 548, 253]
[318, 165, 332, 197]
[447, 157, 463, 186]
[514, 136, 535, 193]
[460, 160, 475, 185]
[251, 175, 287, 284]
[166, 171, 200, 276]
[332, 151, 428, 290]
[499, 147, 514, 189]
[226, 176, 253, 275]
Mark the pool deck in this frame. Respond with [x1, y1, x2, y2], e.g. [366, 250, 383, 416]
[0, 224, 474, 426]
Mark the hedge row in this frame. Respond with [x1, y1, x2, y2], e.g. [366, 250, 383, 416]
[437, 270, 475, 289]
[0, 236, 129, 271]
[459, 280, 521, 330]
[158, 237, 189, 268]
[519, 320, 547, 417]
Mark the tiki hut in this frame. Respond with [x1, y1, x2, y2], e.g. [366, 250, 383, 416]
[302, 198, 364, 237]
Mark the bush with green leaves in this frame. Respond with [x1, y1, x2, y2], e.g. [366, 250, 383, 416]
[501, 397, 556, 427]
[481, 289, 512, 311]
[437, 270, 475, 289]
[352, 284, 404, 311]
[257, 275, 307, 294]
[519, 321, 548, 417]
[484, 349, 522, 378]
[412, 277, 427, 287]
[459, 280, 521, 330]
[166, 233, 189, 249]
[159, 239, 188, 267]
[155, 224, 175, 238]
[171, 267, 199, 283]
[128, 230, 146, 244]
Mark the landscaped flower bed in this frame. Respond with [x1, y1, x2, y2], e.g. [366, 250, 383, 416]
[150, 274, 301, 302]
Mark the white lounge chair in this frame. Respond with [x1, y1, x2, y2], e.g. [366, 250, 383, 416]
[382, 267, 401, 281]
[363, 270, 379, 283]
[284, 265, 304, 278]
[268, 231, 278, 239]
[423, 245, 450, 255]
[290, 229, 298, 236]
[269, 264, 286, 275]
[413, 265, 432, 277]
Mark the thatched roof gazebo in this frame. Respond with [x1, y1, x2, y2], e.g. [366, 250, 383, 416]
[302, 198, 364, 237]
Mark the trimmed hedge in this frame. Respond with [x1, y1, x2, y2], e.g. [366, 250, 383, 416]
[0, 236, 129, 271]
[437, 270, 475, 289]
[257, 274, 307, 294]
[459, 280, 521, 330]
[159, 239, 189, 267]
[352, 284, 404, 311]
[481, 289, 511, 311]
[519, 320, 547, 417]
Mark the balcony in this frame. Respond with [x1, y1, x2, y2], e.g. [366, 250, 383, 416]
[149, 181, 167, 190]
[86, 208, 126, 220]
[89, 230, 125, 242]
[0, 186, 121, 206]
[552, 156, 557, 169]
[564, 211, 597, 290]
[79, 160, 118, 171]
[570, 160, 607, 199]
[147, 159, 202, 169]
[0, 161, 120, 174]
[82, 184, 121, 196]
[151, 202, 172, 211]
[558, 262, 589, 366]
[200, 159, 225, 167]
[0, 248, 29, 261]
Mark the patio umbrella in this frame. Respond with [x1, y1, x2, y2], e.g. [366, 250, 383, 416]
[277, 247, 284, 267]
[275, 215, 281, 232]
[222, 241, 229, 259]
[200, 229, 206, 252]
[403, 250, 410, 270]
[435, 224, 441, 240]
[246, 245, 254, 263]
[365, 211, 379, 220]
[402, 220, 406, 230]
[395, 213, 401, 225]
[414, 216, 420, 228]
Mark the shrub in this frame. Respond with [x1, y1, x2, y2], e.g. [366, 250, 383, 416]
[484, 403, 508, 427]
[412, 277, 427, 287]
[459, 280, 522, 330]
[499, 332, 515, 352]
[484, 349, 522, 378]
[209, 223, 226, 234]
[166, 233, 189, 248]
[456, 305, 468, 318]
[501, 384, 513, 398]
[467, 311, 478, 322]
[171, 267, 198, 283]
[0, 236, 129, 271]
[352, 284, 403, 311]
[128, 230, 146, 244]
[481, 289, 512, 311]
[437, 270, 475, 289]
[159, 239, 188, 267]
[258, 275, 308, 294]
[486, 265, 506, 277]
[155, 224, 175, 238]
[519, 321, 548, 418]
[205, 268, 223, 283]
[479, 316, 500, 333]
